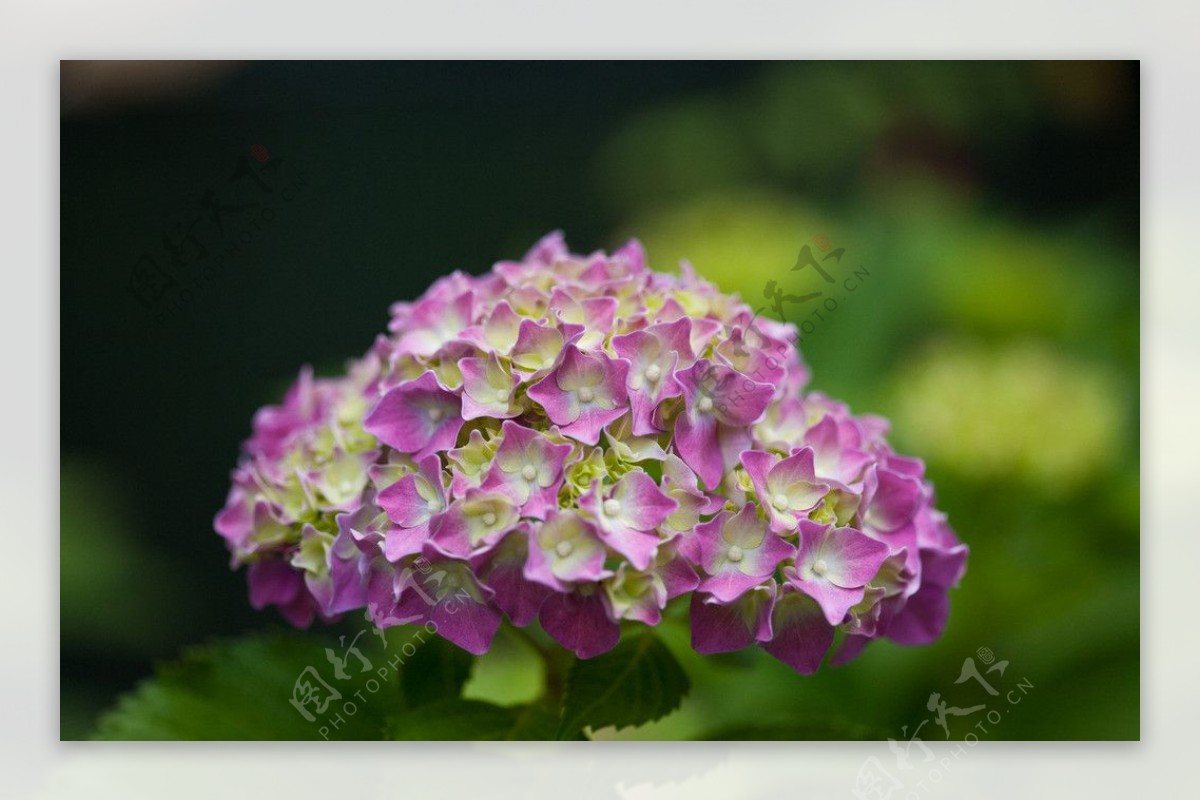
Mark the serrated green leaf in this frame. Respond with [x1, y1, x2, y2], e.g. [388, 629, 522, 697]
[386, 699, 519, 740]
[401, 637, 474, 707]
[93, 632, 403, 740]
[556, 632, 690, 739]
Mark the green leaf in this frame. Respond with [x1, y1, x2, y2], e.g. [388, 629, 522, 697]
[695, 718, 887, 740]
[556, 632, 690, 739]
[507, 700, 573, 740]
[401, 637, 474, 707]
[93, 632, 404, 740]
[386, 699, 519, 740]
[386, 698, 569, 740]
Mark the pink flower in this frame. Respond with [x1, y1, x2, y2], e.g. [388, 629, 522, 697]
[578, 470, 677, 570]
[740, 447, 829, 533]
[673, 360, 774, 489]
[693, 504, 795, 603]
[364, 371, 463, 459]
[215, 232, 966, 675]
[785, 522, 890, 625]
[527, 345, 630, 445]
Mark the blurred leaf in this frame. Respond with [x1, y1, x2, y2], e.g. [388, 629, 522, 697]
[386, 699, 520, 740]
[401, 637, 474, 708]
[556, 632, 690, 739]
[94, 633, 401, 740]
[696, 717, 886, 741]
[387, 695, 578, 740]
[508, 701, 570, 740]
[386, 698, 568, 740]
[60, 457, 179, 653]
[751, 63, 888, 183]
[594, 96, 757, 212]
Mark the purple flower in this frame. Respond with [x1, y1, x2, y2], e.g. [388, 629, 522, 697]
[611, 318, 694, 436]
[364, 371, 463, 460]
[803, 413, 872, 485]
[539, 587, 621, 659]
[459, 352, 520, 421]
[481, 420, 572, 519]
[247, 558, 319, 628]
[216, 233, 965, 674]
[784, 522, 890, 625]
[527, 345, 630, 445]
[430, 487, 520, 558]
[392, 288, 474, 357]
[388, 546, 501, 655]
[245, 366, 324, 460]
[523, 510, 610, 592]
[511, 319, 571, 378]
[659, 454, 721, 538]
[376, 454, 446, 561]
[549, 289, 619, 351]
[578, 470, 677, 570]
[690, 582, 776, 655]
[470, 528, 552, 627]
[694, 504, 795, 603]
[740, 447, 830, 533]
[673, 360, 774, 489]
[762, 586, 836, 675]
[861, 463, 925, 534]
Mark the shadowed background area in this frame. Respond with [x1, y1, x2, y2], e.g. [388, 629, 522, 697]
[60, 60, 1138, 740]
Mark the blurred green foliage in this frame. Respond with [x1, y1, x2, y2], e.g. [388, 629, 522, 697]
[62, 61, 1137, 740]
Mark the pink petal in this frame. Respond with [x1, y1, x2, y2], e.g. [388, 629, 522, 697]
[822, 526, 890, 589]
[789, 573, 866, 626]
[613, 471, 677, 531]
[674, 407, 722, 489]
[763, 588, 835, 674]
[690, 585, 775, 654]
[539, 590, 621, 659]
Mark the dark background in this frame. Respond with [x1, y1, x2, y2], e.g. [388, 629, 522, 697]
[61, 61, 1139, 740]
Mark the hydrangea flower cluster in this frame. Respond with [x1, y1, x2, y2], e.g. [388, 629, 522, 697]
[215, 233, 966, 673]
